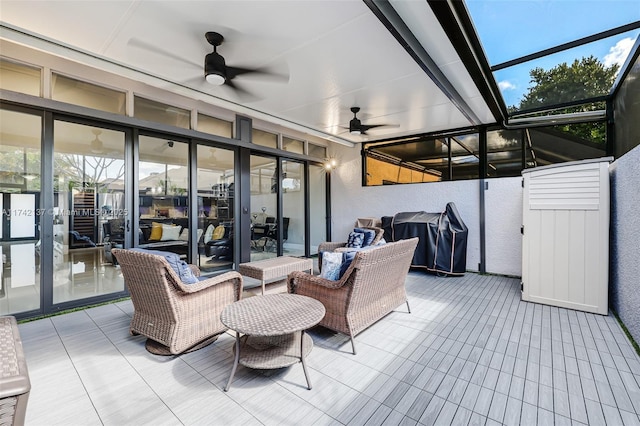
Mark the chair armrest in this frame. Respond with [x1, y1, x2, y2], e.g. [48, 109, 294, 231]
[288, 270, 346, 292]
[174, 271, 243, 298]
[188, 264, 201, 277]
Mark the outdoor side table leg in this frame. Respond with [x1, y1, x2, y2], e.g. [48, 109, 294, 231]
[224, 331, 241, 392]
[300, 330, 312, 390]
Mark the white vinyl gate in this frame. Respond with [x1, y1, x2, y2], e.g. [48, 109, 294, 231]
[521, 157, 612, 315]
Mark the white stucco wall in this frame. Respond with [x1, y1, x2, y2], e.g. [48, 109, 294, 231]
[610, 144, 640, 344]
[330, 144, 524, 276]
[330, 144, 481, 272]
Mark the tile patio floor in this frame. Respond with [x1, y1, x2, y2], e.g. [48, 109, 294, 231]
[17, 271, 640, 425]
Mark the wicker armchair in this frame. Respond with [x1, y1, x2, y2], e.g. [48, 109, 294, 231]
[112, 248, 243, 355]
[288, 237, 418, 354]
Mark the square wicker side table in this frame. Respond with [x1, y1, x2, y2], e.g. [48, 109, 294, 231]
[239, 256, 313, 295]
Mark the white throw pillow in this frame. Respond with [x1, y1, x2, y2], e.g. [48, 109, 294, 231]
[203, 224, 215, 244]
[178, 228, 189, 241]
[160, 224, 181, 241]
[319, 252, 342, 281]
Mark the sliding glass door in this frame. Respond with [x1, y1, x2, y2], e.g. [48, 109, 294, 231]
[281, 160, 305, 257]
[52, 121, 127, 304]
[0, 108, 42, 314]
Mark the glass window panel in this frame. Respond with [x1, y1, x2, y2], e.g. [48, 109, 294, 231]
[282, 160, 304, 257]
[494, 30, 638, 111]
[364, 138, 446, 185]
[309, 163, 326, 255]
[196, 145, 235, 274]
[53, 121, 126, 304]
[0, 109, 41, 314]
[451, 134, 479, 181]
[308, 143, 326, 158]
[197, 113, 233, 138]
[138, 135, 190, 263]
[0, 59, 41, 96]
[52, 74, 126, 114]
[134, 96, 190, 129]
[525, 123, 606, 168]
[282, 136, 304, 154]
[252, 128, 278, 149]
[467, 1, 640, 66]
[487, 130, 523, 178]
[250, 155, 277, 260]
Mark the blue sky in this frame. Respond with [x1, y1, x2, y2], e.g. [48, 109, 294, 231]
[465, 0, 640, 107]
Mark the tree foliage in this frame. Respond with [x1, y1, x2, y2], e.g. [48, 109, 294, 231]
[515, 55, 619, 144]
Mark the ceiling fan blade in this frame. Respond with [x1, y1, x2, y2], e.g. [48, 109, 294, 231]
[360, 123, 400, 132]
[224, 79, 261, 103]
[128, 38, 201, 70]
[226, 65, 289, 83]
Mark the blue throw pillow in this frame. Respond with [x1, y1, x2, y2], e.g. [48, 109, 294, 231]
[130, 248, 198, 284]
[346, 231, 365, 248]
[339, 251, 357, 278]
[319, 251, 342, 280]
[354, 227, 376, 247]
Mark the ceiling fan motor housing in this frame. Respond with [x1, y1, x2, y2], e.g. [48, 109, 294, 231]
[205, 51, 227, 84]
[349, 117, 362, 134]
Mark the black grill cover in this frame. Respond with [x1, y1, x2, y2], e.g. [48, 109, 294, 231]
[382, 202, 468, 276]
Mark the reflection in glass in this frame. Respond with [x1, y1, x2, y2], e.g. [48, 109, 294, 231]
[52, 74, 126, 115]
[308, 143, 326, 158]
[252, 129, 278, 149]
[138, 136, 189, 263]
[282, 137, 304, 154]
[309, 164, 326, 255]
[250, 155, 277, 260]
[197, 145, 235, 275]
[0, 109, 41, 314]
[487, 130, 522, 177]
[282, 160, 304, 257]
[0, 59, 41, 96]
[134, 96, 190, 129]
[197, 114, 233, 138]
[53, 121, 125, 304]
[451, 134, 480, 181]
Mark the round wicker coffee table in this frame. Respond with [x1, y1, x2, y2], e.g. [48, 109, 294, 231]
[220, 293, 325, 391]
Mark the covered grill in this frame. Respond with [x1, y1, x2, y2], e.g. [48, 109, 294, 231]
[382, 202, 468, 276]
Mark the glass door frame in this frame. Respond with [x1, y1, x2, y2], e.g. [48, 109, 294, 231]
[43, 114, 134, 316]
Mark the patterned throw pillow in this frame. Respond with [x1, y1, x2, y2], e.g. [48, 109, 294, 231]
[319, 251, 343, 280]
[354, 227, 376, 247]
[339, 251, 357, 278]
[346, 231, 365, 248]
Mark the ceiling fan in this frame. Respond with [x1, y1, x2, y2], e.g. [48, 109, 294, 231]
[204, 31, 287, 94]
[90, 129, 104, 154]
[347, 107, 398, 135]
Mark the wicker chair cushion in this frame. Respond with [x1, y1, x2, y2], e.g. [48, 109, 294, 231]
[130, 248, 198, 284]
[346, 232, 365, 248]
[354, 227, 376, 247]
[319, 252, 342, 280]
